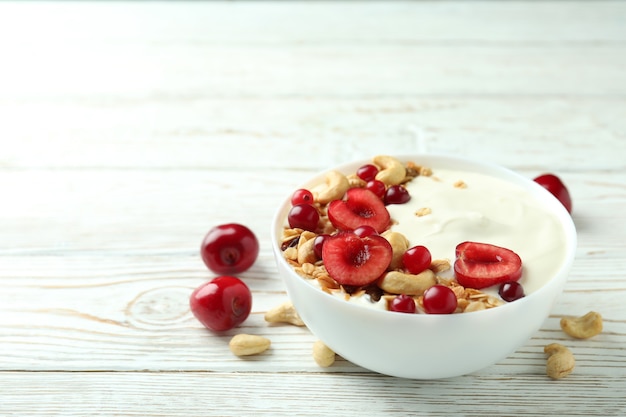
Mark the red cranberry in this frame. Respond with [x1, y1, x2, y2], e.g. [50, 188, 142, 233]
[384, 185, 411, 205]
[291, 189, 315, 206]
[365, 180, 386, 199]
[498, 281, 525, 302]
[288, 204, 320, 231]
[313, 234, 330, 259]
[390, 294, 416, 314]
[356, 164, 379, 182]
[423, 285, 457, 314]
[402, 245, 432, 275]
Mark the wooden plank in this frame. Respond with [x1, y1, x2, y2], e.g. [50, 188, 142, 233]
[0, 99, 624, 171]
[0, 285, 623, 374]
[0, 156, 623, 374]
[0, 2, 624, 415]
[0, 169, 623, 250]
[1, 3, 625, 101]
[1, 371, 625, 416]
[1, 1, 625, 44]
[1, 43, 624, 99]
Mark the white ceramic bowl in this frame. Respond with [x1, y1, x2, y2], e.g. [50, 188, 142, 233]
[271, 154, 576, 379]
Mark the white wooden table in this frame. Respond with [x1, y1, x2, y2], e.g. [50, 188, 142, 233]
[1, 1, 625, 415]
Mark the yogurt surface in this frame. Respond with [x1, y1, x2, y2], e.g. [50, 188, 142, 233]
[387, 169, 567, 295]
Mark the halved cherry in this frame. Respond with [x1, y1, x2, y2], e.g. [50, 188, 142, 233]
[454, 241, 523, 289]
[322, 231, 392, 287]
[327, 188, 390, 233]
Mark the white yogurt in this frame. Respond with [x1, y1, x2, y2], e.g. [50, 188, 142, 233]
[387, 169, 567, 295]
[299, 167, 568, 309]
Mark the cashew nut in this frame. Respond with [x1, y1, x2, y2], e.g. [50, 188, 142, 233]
[377, 269, 436, 295]
[311, 170, 350, 204]
[264, 301, 305, 327]
[229, 334, 271, 356]
[373, 155, 406, 186]
[544, 343, 575, 379]
[430, 259, 451, 273]
[347, 174, 366, 189]
[297, 231, 318, 265]
[560, 311, 603, 339]
[381, 230, 410, 270]
[312, 340, 336, 367]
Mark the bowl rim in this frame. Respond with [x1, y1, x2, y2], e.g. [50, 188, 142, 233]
[271, 153, 577, 321]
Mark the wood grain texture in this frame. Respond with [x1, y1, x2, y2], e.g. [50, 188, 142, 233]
[0, 1, 625, 416]
[1, 98, 624, 171]
[1, 372, 625, 417]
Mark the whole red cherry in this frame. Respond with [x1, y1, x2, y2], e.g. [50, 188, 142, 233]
[534, 173, 572, 213]
[201, 223, 259, 274]
[190, 276, 252, 332]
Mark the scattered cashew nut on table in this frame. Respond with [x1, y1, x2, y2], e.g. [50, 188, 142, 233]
[540, 311, 603, 380]
[560, 311, 603, 339]
[313, 340, 336, 368]
[544, 343, 575, 379]
[229, 334, 271, 357]
[264, 301, 305, 327]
